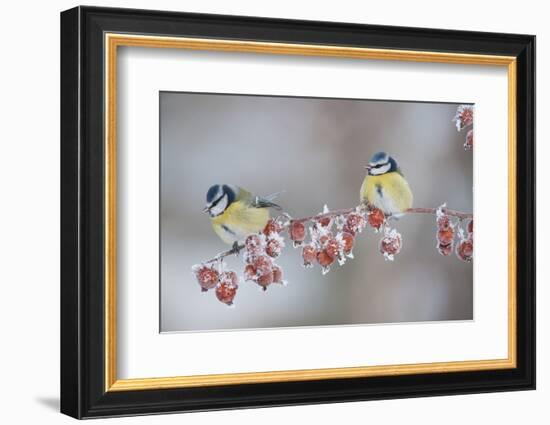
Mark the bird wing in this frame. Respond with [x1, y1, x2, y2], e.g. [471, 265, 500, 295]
[252, 191, 284, 210]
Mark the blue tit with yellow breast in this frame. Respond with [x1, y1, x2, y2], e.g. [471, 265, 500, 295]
[360, 151, 413, 216]
[203, 184, 282, 245]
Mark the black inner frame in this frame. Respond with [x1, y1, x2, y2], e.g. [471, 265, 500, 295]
[60, 6, 535, 419]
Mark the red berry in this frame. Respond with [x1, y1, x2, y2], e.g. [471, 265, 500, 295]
[289, 221, 306, 243]
[317, 216, 332, 227]
[215, 281, 238, 305]
[193, 264, 220, 291]
[340, 232, 354, 254]
[263, 219, 282, 236]
[317, 250, 335, 267]
[346, 212, 366, 234]
[456, 239, 473, 262]
[257, 271, 274, 290]
[265, 238, 283, 258]
[367, 208, 385, 230]
[453, 105, 474, 131]
[467, 219, 474, 234]
[342, 225, 356, 236]
[253, 255, 273, 276]
[272, 265, 283, 284]
[245, 234, 264, 259]
[302, 245, 317, 267]
[437, 214, 450, 229]
[465, 129, 474, 150]
[243, 264, 257, 281]
[437, 242, 453, 257]
[324, 238, 341, 259]
[437, 227, 455, 245]
[379, 230, 402, 259]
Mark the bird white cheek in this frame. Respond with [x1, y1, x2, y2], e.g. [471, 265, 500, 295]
[209, 195, 228, 217]
[370, 163, 391, 175]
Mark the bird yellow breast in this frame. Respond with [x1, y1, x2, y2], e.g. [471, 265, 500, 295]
[211, 200, 270, 244]
[360, 172, 413, 214]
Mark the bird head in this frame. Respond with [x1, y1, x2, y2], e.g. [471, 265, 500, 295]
[203, 184, 237, 217]
[365, 151, 399, 176]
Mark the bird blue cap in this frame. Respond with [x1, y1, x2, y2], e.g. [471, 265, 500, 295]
[369, 151, 390, 166]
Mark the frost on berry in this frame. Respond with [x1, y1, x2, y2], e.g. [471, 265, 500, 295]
[215, 280, 238, 306]
[339, 232, 355, 257]
[265, 233, 285, 258]
[263, 218, 283, 236]
[316, 205, 333, 228]
[367, 207, 385, 231]
[272, 264, 285, 285]
[345, 211, 367, 235]
[379, 227, 402, 261]
[244, 234, 265, 260]
[192, 264, 220, 292]
[253, 255, 273, 276]
[456, 238, 473, 262]
[302, 244, 317, 268]
[243, 264, 257, 282]
[220, 270, 238, 287]
[317, 249, 334, 274]
[257, 271, 274, 291]
[289, 221, 306, 246]
[437, 226, 455, 245]
[465, 129, 474, 150]
[453, 105, 474, 131]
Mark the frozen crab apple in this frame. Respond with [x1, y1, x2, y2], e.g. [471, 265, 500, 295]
[193, 264, 220, 292]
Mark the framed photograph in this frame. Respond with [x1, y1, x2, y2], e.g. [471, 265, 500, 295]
[60, 6, 535, 419]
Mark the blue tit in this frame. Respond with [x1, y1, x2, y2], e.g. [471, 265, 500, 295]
[203, 184, 282, 245]
[360, 151, 413, 216]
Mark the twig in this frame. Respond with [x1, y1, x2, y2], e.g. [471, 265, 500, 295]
[202, 204, 472, 264]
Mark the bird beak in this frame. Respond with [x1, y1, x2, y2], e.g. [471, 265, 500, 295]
[364, 165, 372, 170]
[202, 206, 210, 213]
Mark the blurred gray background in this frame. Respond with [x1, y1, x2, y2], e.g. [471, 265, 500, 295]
[160, 92, 473, 332]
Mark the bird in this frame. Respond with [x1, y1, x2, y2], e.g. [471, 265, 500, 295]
[360, 151, 413, 216]
[203, 184, 282, 245]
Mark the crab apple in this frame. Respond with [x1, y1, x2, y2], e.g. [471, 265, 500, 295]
[265, 238, 283, 258]
[467, 219, 474, 234]
[437, 242, 453, 257]
[302, 244, 317, 267]
[243, 264, 257, 281]
[340, 232, 354, 254]
[453, 105, 474, 131]
[289, 221, 306, 245]
[220, 270, 238, 286]
[437, 214, 450, 229]
[263, 218, 283, 236]
[252, 255, 273, 276]
[193, 264, 220, 291]
[317, 249, 335, 267]
[324, 237, 341, 259]
[316, 216, 332, 227]
[257, 271, 274, 290]
[346, 212, 367, 234]
[437, 226, 455, 245]
[379, 230, 402, 260]
[367, 208, 385, 230]
[456, 239, 473, 262]
[272, 264, 283, 284]
[245, 234, 264, 259]
[215, 281, 238, 305]
[465, 129, 474, 150]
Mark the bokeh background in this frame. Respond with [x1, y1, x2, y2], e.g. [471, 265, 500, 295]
[160, 92, 473, 332]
